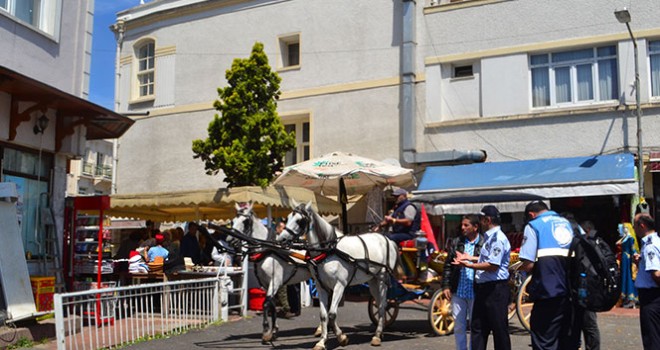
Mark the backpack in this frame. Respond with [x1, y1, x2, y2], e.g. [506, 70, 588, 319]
[568, 232, 621, 312]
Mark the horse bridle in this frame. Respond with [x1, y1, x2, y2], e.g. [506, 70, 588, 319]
[234, 210, 254, 238]
[284, 205, 310, 242]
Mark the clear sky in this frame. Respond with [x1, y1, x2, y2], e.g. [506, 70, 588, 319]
[89, 0, 145, 110]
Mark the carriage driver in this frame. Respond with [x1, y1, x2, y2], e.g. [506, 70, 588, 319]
[374, 188, 421, 244]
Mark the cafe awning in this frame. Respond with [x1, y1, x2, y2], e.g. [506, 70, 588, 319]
[413, 154, 636, 213]
[107, 186, 342, 222]
[1, 65, 134, 141]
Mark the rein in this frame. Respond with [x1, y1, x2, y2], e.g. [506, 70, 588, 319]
[293, 207, 395, 293]
[227, 210, 309, 291]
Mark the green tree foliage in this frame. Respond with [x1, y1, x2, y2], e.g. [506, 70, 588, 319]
[192, 42, 296, 187]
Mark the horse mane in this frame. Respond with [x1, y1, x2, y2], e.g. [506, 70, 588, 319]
[238, 206, 271, 241]
[308, 207, 343, 243]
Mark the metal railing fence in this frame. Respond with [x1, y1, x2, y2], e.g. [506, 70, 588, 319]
[54, 278, 220, 350]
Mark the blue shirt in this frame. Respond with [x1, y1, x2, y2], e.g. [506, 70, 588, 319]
[147, 245, 169, 262]
[520, 211, 574, 262]
[520, 211, 574, 300]
[475, 226, 510, 283]
[456, 236, 480, 299]
[636, 232, 660, 289]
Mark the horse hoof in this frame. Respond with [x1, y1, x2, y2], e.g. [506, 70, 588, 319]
[314, 326, 322, 337]
[312, 345, 326, 350]
[262, 334, 272, 343]
[338, 334, 349, 347]
[371, 336, 382, 346]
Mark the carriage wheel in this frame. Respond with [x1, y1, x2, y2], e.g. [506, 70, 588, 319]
[507, 301, 517, 320]
[428, 289, 454, 336]
[367, 296, 399, 328]
[516, 275, 533, 332]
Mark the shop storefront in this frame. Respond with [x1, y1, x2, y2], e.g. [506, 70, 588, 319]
[0, 66, 134, 322]
[413, 154, 637, 249]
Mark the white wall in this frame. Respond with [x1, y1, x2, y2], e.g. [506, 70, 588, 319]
[481, 55, 529, 118]
[0, 0, 92, 96]
[114, 0, 405, 193]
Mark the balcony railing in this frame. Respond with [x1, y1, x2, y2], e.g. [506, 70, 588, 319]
[82, 162, 112, 179]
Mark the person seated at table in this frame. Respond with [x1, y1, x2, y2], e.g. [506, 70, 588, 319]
[147, 233, 169, 263]
[181, 222, 201, 265]
[128, 247, 149, 273]
[198, 225, 215, 266]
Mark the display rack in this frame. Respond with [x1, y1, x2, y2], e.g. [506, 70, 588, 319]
[63, 195, 115, 325]
[64, 196, 113, 291]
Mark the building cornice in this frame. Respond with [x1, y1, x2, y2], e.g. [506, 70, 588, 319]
[424, 0, 511, 14]
[120, 0, 260, 32]
[426, 101, 660, 129]
[136, 73, 427, 118]
[425, 28, 660, 65]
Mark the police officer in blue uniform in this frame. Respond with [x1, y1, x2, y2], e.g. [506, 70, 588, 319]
[633, 213, 660, 350]
[519, 200, 579, 350]
[453, 205, 511, 350]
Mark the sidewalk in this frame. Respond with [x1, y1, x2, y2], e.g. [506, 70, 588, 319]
[1, 304, 640, 349]
[603, 304, 639, 318]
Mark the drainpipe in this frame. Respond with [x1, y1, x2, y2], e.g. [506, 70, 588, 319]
[111, 19, 125, 194]
[400, 0, 486, 165]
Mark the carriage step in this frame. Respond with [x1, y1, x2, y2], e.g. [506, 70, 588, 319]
[401, 283, 423, 290]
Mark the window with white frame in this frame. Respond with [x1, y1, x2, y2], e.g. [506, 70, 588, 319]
[650, 40, 660, 98]
[530, 46, 618, 107]
[0, 0, 60, 36]
[135, 40, 155, 98]
[279, 34, 300, 69]
[284, 120, 310, 166]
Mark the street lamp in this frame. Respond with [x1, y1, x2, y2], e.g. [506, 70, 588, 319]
[32, 114, 49, 134]
[615, 8, 644, 202]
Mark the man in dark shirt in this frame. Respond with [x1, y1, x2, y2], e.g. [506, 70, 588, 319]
[180, 222, 201, 265]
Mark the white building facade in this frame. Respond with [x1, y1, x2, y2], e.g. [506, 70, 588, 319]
[67, 140, 115, 196]
[113, 0, 660, 218]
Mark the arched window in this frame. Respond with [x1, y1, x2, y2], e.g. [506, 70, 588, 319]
[135, 40, 155, 98]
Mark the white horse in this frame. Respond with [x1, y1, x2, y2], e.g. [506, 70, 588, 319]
[278, 202, 400, 350]
[230, 203, 315, 343]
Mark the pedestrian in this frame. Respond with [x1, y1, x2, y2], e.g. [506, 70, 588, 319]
[578, 220, 601, 350]
[633, 213, 660, 350]
[442, 214, 484, 350]
[519, 201, 580, 350]
[452, 205, 511, 350]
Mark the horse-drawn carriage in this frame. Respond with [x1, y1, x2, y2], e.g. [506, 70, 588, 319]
[222, 202, 533, 349]
[365, 247, 533, 337]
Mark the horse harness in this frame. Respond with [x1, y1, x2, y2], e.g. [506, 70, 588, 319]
[235, 211, 308, 289]
[294, 207, 395, 294]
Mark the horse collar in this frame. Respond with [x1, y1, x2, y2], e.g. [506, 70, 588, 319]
[249, 252, 266, 262]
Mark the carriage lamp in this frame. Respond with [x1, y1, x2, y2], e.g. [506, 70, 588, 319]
[33, 114, 50, 134]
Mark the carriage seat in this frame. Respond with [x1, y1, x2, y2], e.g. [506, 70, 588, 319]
[398, 233, 428, 252]
[399, 239, 419, 252]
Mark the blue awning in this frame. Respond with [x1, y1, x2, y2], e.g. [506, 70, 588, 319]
[413, 154, 637, 207]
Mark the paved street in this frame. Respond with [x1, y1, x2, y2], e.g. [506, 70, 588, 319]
[125, 300, 642, 350]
